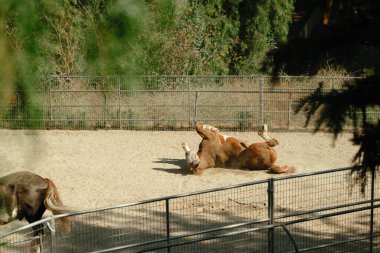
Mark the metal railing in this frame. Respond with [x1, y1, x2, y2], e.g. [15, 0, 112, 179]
[1, 75, 378, 131]
[1, 167, 379, 252]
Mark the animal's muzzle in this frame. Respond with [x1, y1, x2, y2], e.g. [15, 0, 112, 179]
[185, 150, 200, 170]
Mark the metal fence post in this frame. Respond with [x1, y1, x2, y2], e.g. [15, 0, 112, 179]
[187, 76, 192, 128]
[118, 79, 122, 130]
[287, 92, 292, 130]
[103, 93, 108, 128]
[165, 199, 171, 253]
[194, 91, 198, 126]
[259, 78, 265, 126]
[370, 167, 375, 253]
[49, 80, 53, 123]
[47, 218, 56, 253]
[268, 178, 275, 253]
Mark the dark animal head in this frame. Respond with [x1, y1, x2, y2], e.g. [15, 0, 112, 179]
[0, 182, 18, 225]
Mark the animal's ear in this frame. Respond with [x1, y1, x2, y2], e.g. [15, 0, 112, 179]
[6, 184, 15, 193]
[240, 142, 248, 148]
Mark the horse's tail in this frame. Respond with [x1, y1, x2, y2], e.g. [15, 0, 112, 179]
[269, 165, 296, 174]
[43, 178, 71, 231]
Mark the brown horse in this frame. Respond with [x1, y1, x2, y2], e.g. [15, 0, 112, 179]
[183, 124, 295, 175]
[0, 171, 70, 251]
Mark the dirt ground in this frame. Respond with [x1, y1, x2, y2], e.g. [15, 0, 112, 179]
[0, 129, 359, 233]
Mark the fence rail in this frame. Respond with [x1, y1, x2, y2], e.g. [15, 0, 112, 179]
[1, 75, 379, 131]
[1, 167, 379, 252]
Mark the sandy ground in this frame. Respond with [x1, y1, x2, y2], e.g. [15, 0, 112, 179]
[0, 129, 359, 232]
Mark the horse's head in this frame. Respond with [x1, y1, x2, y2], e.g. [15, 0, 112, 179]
[0, 183, 18, 225]
[182, 136, 220, 175]
[182, 143, 201, 171]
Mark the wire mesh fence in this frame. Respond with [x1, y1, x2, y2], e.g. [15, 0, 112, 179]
[273, 169, 377, 252]
[1, 75, 378, 131]
[0, 167, 379, 253]
[0, 218, 52, 253]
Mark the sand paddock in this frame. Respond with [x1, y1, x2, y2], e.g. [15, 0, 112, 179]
[0, 129, 359, 233]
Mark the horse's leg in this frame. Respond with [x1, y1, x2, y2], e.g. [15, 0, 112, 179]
[244, 143, 273, 169]
[26, 205, 46, 253]
[244, 142, 278, 170]
[195, 124, 219, 139]
[256, 125, 295, 173]
[30, 235, 41, 253]
[269, 165, 295, 174]
[258, 124, 279, 146]
[28, 221, 43, 253]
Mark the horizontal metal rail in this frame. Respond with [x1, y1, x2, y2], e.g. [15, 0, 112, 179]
[275, 198, 380, 220]
[41, 167, 358, 221]
[89, 200, 380, 252]
[34, 74, 361, 79]
[273, 166, 356, 181]
[53, 167, 355, 220]
[297, 233, 380, 253]
[55, 178, 271, 219]
[90, 203, 380, 253]
[0, 217, 50, 238]
[27, 89, 330, 94]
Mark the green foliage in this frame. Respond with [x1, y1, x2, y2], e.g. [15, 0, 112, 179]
[238, 110, 253, 130]
[188, 0, 240, 74]
[236, 0, 295, 73]
[178, 0, 295, 74]
[126, 108, 136, 129]
[2, 0, 148, 76]
[84, 0, 146, 75]
[0, 1, 16, 117]
[136, 0, 182, 75]
[135, 0, 294, 75]
[1, 0, 296, 78]
[0, 0, 149, 128]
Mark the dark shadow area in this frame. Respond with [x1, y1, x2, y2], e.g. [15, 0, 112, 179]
[153, 158, 187, 168]
[152, 158, 192, 175]
[152, 167, 192, 175]
[212, 164, 285, 176]
[266, 0, 380, 195]
[268, 0, 380, 78]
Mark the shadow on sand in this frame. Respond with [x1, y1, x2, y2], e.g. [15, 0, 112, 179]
[152, 158, 192, 175]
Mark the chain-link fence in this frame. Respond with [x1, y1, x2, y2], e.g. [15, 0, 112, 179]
[1, 167, 379, 252]
[1, 75, 378, 131]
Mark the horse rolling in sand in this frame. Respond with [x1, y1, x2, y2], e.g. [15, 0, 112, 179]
[0, 171, 71, 252]
[182, 124, 295, 175]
